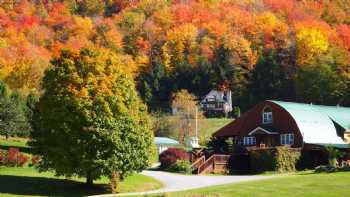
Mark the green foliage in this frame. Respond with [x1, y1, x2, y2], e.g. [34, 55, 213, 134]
[325, 146, 344, 167]
[233, 106, 241, 118]
[250, 147, 301, 173]
[275, 147, 301, 172]
[207, 137, 229, 154]
[0, 81, 31, 138]
[248, 50, 295, 106]
[30, 48, 153, 185]
[250, 149, 275, 173]
[168, 160, 192, 174]
[296, 47, 350, 105]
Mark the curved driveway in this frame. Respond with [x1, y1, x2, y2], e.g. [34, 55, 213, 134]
[91, 170, 273, 197]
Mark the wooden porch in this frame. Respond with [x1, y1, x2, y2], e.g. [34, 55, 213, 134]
[191, 154, 230, 174]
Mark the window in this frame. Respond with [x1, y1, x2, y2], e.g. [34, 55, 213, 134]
[262, 107, 273, 124]
[243, 137, 256, 146]
[280, 133, 294, 145]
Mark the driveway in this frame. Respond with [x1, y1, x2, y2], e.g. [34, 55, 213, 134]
[90, 170, 273, 197]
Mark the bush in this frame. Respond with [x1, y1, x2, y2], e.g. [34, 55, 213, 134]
[275, 147, 301, 172]
[249, 147, 301, 173]
[7, 148, 20, 166]
[250, 149, 275, 173]
[0, 150, 6, 165]
[0, 148, 29, 167]
[159, 148, 188, 169]
[30, 155, 41, 166]
[168, 160, 192, 174]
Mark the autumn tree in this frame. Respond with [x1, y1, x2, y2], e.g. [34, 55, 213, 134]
[171, 89, 205, 144]
[30, 48, 153, 187]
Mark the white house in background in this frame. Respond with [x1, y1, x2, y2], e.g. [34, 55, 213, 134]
[154, 137, 180, 154]
[200, 89, 232, 116]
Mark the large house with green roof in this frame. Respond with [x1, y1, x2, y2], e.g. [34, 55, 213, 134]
[213, 100, 350, 152]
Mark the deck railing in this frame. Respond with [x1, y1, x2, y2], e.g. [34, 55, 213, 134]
[193, 154, 231, 174]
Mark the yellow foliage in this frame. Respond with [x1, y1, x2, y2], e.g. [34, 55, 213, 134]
[163, 24, 198, 70]
[72, 16, 93, 37]
[296, 27, 329, 66]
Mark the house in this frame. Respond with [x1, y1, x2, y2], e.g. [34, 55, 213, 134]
[213, 100, 350, 150]
[190, 100, 350, 174]
[154, 137, 179, 154]
[200, 89, 232, 116]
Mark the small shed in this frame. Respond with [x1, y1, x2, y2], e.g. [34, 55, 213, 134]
[155, 137, 179, 154]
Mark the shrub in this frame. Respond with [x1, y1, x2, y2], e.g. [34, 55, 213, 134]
[325, 146, 344, 167]
[0, 148, 29, 167]
[249, 147, 301, 173]
[168, 160, 192, 174]
[159, 148, 188, 169]
[275, 147, 301, 172]
[30, 155, 41, 166]
[250, 149, 275, 173]
[0, 150, 6, 165]
[7, 148, 20, 166]
[17, 154, 28, 167]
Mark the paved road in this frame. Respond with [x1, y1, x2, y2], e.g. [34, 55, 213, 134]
[90, 170, 273, 197]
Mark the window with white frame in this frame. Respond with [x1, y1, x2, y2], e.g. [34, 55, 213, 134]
[280, 133, 294, 145]
[243, 136, 256, 146]
[262, 107, 273, 124]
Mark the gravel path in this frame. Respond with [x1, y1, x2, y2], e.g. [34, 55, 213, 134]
[90, 170, 273, 197]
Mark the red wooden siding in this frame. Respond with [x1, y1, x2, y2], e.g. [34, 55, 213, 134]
[214, 101, 303, 148]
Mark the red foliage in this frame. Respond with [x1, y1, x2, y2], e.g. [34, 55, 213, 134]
[7, 148, 20, 166]
[337, 24, 350, 51]
[17, 154, 28, 167]
[136, 37, 150, 54]
[159, 148, 189, 169]
[2, 148, 29, 167]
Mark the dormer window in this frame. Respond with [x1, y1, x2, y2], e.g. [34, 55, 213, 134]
[262, 107, 273, 124]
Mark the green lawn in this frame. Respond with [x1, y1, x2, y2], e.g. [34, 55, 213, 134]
[0, 167, 162, 197]
[0, 136, 31, 154]
[124, 171, 350, 197]
[199, 118, 232, 143]
[0, 136, 162, 197]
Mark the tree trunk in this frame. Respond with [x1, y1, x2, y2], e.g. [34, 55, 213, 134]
[86, 171, 93, 186]
[110, 171, 120, 193]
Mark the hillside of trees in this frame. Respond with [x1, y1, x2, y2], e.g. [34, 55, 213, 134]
[1, 0, 350, 111]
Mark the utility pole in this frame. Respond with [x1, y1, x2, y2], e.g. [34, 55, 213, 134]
[195, 106, 198, 139]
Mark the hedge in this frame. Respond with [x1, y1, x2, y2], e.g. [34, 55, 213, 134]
[249, 147, 301, 173]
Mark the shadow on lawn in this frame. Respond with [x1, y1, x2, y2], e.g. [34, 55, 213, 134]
[0, 175, 109, 197]
[0, 145, 32, 154]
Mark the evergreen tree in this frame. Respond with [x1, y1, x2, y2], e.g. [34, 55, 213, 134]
[0, 81, 31, 138]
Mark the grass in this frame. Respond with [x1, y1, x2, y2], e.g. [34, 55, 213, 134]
[122, 171, 350, 197]
[0, 167, 162, 197]
[0, 136, 31, 154]
[0, 137, 163, 197]
[199, 118, 232, 143]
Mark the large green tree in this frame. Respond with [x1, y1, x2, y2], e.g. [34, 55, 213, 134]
[30, 48, 153, 186]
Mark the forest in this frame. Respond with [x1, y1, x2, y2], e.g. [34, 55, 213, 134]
[1, 0, 350, 112]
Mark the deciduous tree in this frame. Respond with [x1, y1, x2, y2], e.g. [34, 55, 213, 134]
[30, 48, 153, 187]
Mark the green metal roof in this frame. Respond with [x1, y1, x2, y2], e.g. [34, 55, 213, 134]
[269, 100, 348, 145]
[154, 137, 179, 146]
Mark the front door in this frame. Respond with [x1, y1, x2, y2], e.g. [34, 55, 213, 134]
[259, 135, 277, 147]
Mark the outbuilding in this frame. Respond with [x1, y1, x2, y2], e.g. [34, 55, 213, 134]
[154, 137, 180, 154]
